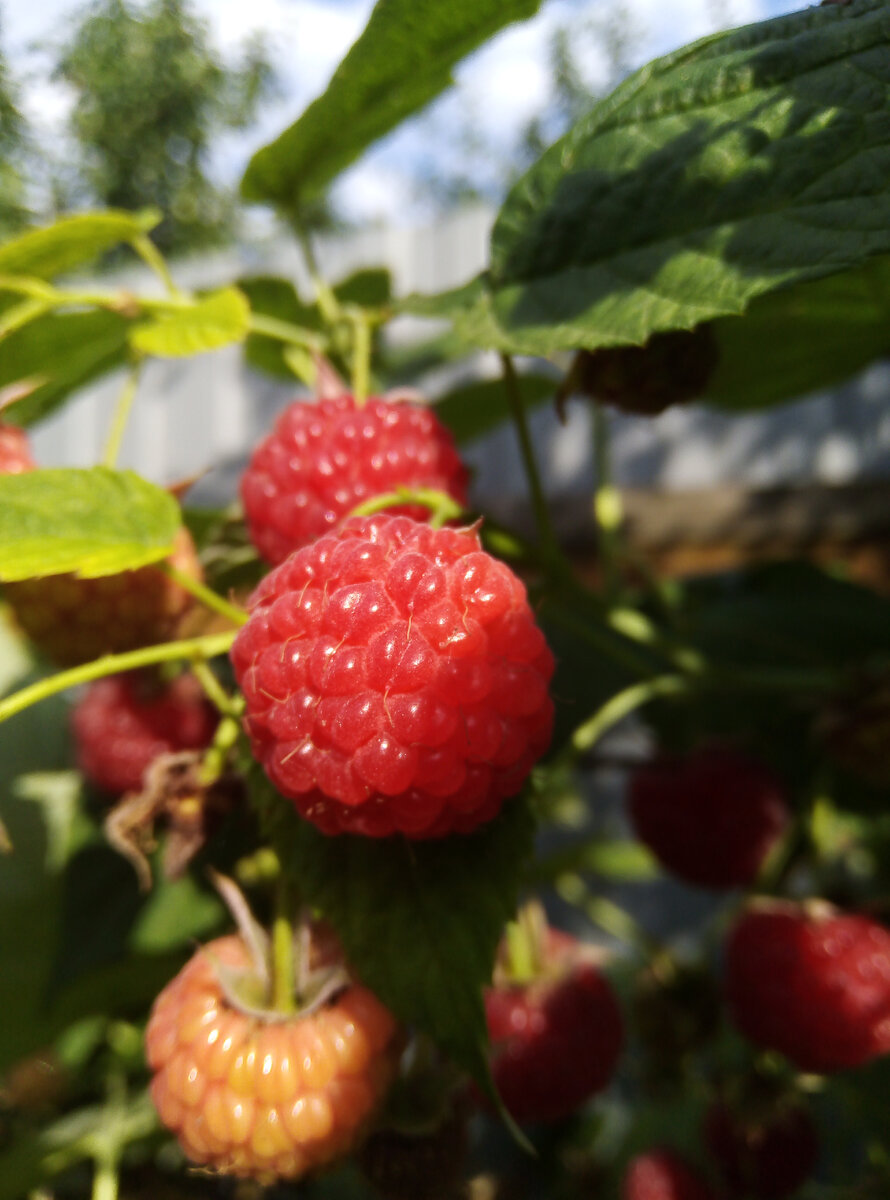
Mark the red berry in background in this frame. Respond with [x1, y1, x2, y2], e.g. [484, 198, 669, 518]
[704, 1099, 818, 1198]
[5, 527, 202, 667]
[240, 393, 469, 564]
[484, 928, 623, 1123]
[623, 1149, 717, 1200]
[0, 424, 36, 474]
[146, 934, 400, 1183]
[230, 514, 554, 838]
[725, 900, 890, 1072]
[628, 746, 788, 889]
[72, 671, 218, 795]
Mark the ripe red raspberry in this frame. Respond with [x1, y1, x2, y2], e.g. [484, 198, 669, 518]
[623, 1150, 717, 1200]
[704, 1100, 818, 1198]
[725, 900, 890, 1072]
[484, 928, 623, 1123]
[230, 514, 554, 838]
[72, 671, 218, 795]
[5, 527, 201, 667]
[628, 746, 788, 889]
[0, 423, 35, 474]
[146, 935, 399, 1182]
[240, 393, 469, 564]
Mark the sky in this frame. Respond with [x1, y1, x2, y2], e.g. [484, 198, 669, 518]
[3, 0, 803, 225]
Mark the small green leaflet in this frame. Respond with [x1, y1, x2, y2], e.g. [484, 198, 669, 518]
[0, 469, 180, 581]
[283, 798, 535, 1098]
[405, 1, 890, 365]
[241, 0, 542, 208]
[129, 287, 250, 357]
[435, 372, 557, 445]
[0, 210, 159, 283]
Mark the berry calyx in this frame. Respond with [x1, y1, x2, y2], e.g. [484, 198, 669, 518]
[628, 746, 789, 889]
[0, 423, 36, 474]
[146, 932, 399, 1182]
[484, 923, 624, 1123]
[725, 900, 890, 1072]
[240, 393, 469, 564]
[230, 514, 555, 838]
[5, 526, 202, 667]
[704, 1097, 818, 1198]
[622, 1149, 717, 1200]
[72, 670, 218, 795]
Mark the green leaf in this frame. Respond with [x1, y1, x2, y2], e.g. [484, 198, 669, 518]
[285, 799, 535, 1089]
[240, 275, 320, 379]
[334, 267, 392, 309]
[130, 287, 250, 357]
[0, 468, 180, 581]
[0, 209, 159, 283]
[241, 0, 543, 208]
[442, 1, 890, 355]
[0, 309, 132, 427]
[435, 372, 557, 444]
[705, 255, 890, 410]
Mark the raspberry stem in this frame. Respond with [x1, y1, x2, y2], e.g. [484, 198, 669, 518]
[593, 401, 624, 602]
[0, 631, 237, 723]
[102, 364, 141, 469]
[158, 562, 249, 626]
[91, 1156, 119, 1200]
[129, 232, 180, 298]
[350, 486, 465, 527]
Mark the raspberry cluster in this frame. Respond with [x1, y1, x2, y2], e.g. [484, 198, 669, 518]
[623, 1149, 716, 1200]
[146, 934, 399, 1182]
[0, 423, 36, 474]
[72, 671, 218, 795]
[231, 513, 554, 838]
[240, 394, 469, 564]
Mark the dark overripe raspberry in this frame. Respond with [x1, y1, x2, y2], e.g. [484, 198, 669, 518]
[628, 746, 788, 889]
[5, 527, 201, 666]
[230, 514, 555, 838]
[485, 928, 623, 1123]
[622, 1149, 717, 1200]
[240, 393, 469, 564]
[146, 934, 399, 1182]
[704, 1099, 818, 1198]
[569, 326, 718, 415]
[0, 424, 35, 474]
[72, 671, 218, 795]
[725, 900, 890, 1072]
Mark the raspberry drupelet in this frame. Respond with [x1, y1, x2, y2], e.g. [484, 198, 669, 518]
[230, 514, 555, 838]
[240, 393, 469, 564]
[146, 934, 400, 1182]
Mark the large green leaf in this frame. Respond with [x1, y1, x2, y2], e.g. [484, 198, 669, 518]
[284, 799, 535, 1091]
[130, 287, 250, 357]
[435, 372, 557, 444]
[241, 0, 542, 209]
[408, 2, 890, 360]
[0, 210, 159, 284]
[0, 309, 132, 427]
[0, 468, 180, 581]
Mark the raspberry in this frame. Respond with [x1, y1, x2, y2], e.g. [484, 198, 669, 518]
[725, 900, 890, 1072]
[230, 514, 554, 838]
[72, 671, 218, 795]
[146, 934, 399, 1182]
[0, 423, 36, 474]
[5, 527, 201, 667]
[704, 1100, 818, 1198]
[484, 928, 623, 1123]
[240, 393, 469, 564]
[622, 1150, 717, 1200]
[628, 746, 788, 889]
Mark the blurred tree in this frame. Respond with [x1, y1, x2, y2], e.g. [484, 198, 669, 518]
[52, 0, 281, 255]
[0, 9, 30, 237]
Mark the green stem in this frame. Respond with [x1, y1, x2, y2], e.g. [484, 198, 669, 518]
[102, 364, 141, 468]
[351, 311, 372, 407]
[500, 353, 563, 569]
[272, 883, 296, 1015]
[572, 674, 691, 755]
[350, 486, 464, 527]
[0, 631, 237, 724]
[557, 873, 663, 960]
[293, 219, 340, 326]
[248, 312, 325, 353]
[190, 659, 237, 715]
[159, 562, 248, 627]
[130, 233, 179, 297]
[91, 1157, 119, 1200]
[200, 710, 244, 785]
[593, 402, 623, 601]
